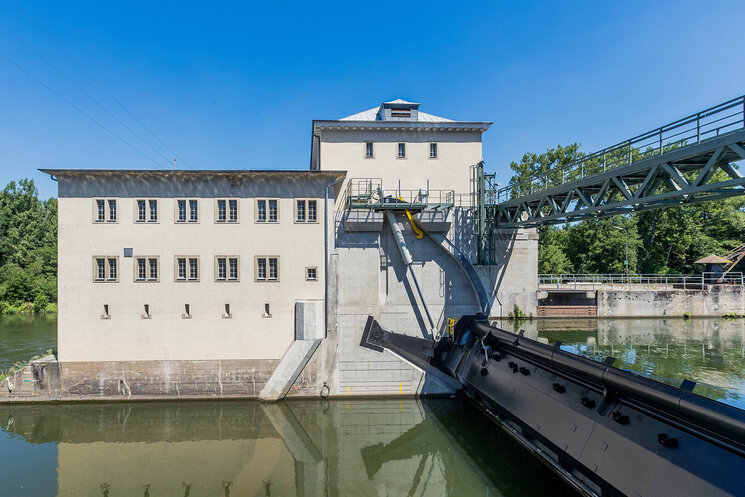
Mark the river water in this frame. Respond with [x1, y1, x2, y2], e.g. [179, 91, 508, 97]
[0, 316, 743, 496]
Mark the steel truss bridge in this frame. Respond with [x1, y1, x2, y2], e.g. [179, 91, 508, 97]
[474, 95, 745, 263]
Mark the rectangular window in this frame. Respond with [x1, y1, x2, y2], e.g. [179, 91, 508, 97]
[175, 257, 199, 281]
[96, 200, 105, 221]
[228, 200, 238, 222]
[177, 257, 187, 280]
[137, 200, 146, 222]
[308, 200, 317, 222]
[189, 258, 198, 280]
[365, 142, 374, 158]
[148, 258, 158, 281]
[96, 258, 106, 281]
[256, 199, 279, 223]
[178, 200, 187, 222]
[94, 199, 117, 222]
[176, 199, 198, 223]
[268, 257, 278, 280]
[189, 200, 198, 222]
[215, 256, 239, 281]
[257, 257, 266, 280]
[295, 199, 318, 223]
[134, 257, 158, 282]
[398, 143, 406, 159]
[229, 257, 238, 280]
[429, 143, 438, 159]
[296, 200, 305, 222]
[149, 200, 158, 222]
[255, 256, 280, 281]
[216, 199, 237, 223]
[107, 258, 117, 281]
[306, 266, 318, 281]
[268, 200, 278, 222]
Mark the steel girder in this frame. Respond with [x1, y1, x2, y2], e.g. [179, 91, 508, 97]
[493, 129, 745, 228]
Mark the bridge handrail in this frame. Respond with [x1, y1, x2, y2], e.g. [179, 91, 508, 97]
[539, 272, 744, 290]
[498, 95, 745, 203]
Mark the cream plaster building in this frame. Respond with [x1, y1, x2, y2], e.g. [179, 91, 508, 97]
[44, 170, 343, 363]
[31, 99, 535, 402]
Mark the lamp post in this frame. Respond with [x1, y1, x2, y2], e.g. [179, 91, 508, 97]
[613, 226, 629, 281]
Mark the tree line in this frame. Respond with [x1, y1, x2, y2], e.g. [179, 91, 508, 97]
[507, 145, 745, 275]
[0, 179, 57, 314]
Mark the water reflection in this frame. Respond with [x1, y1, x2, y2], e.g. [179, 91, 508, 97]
[0, 399, 573, 497]
[494, 318, 745, 409]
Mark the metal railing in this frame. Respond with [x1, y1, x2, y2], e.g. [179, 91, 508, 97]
[346, 177, 454, 209]
[498, 95, 745, 203]
[539, 272, 744, 291]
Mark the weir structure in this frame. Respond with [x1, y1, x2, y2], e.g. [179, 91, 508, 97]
[360, 315, 745, 497]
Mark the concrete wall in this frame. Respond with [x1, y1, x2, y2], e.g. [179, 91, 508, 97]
[479, 228, 539, 318]
[55, 171, 340, 362]
[318, 128, 484, 202]
[597, 286, 745, 317]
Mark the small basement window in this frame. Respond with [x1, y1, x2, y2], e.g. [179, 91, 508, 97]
[142, 304, 151, 319]
[397, 143, 406, 159]
[223, 303, 232, 319]
[183, 303, 191, 319]
[306, 266, 318, 281]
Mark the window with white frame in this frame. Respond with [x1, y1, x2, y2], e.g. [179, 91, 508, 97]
[215, 256, 239, 281]
[429, 143, 438, 159]
[256, 199, 279, 223]
[134, 256, 159, 282]
[175, 256, 199, 281]
[397, 143, 406, 159]
[137, 200, 146, 222]
[149, 200, 158, 221]
[93, 257, 118, 282]
[295, 199, 318, 223]
[94, 199, 117, 222]
[135, 199, 158, 222]
[255, 256, 279, 281]
[365, 142, 374, 158]
[176, 199, 199, 223]
[306, 266, 318, 281]
[216, 199, 238, 223]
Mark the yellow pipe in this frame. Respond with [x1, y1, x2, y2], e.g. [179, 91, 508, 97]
[396, 199, 424, 239]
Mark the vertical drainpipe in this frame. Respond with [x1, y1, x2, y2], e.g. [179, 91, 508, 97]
[324, 175, 344, 338]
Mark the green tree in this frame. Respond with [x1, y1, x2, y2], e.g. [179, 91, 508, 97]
[0, 179, 58, 310]
[538, 226, 572, 274]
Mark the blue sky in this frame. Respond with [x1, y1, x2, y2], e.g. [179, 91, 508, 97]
[1, 0, 744, 199]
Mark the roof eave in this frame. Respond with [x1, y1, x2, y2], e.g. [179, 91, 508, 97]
[312, 119, 492, 131]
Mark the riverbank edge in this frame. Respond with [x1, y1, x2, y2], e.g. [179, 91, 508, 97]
[0, 357, 456, 405]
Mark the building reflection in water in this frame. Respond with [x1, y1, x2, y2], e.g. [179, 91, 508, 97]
[0, 399, 574, 497]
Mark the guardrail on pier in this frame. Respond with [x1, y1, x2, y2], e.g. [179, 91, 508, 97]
[539, 272, 744, 291]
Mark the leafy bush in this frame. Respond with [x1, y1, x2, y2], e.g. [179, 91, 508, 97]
[33, 294, 49, 313]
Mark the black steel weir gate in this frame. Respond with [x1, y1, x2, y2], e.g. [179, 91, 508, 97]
[474, 95, 745, 264]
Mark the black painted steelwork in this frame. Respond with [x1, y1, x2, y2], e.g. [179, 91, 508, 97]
[360, 315, 745, 497]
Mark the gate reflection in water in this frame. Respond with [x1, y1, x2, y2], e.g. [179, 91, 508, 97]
[0, 399, 575, 497]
